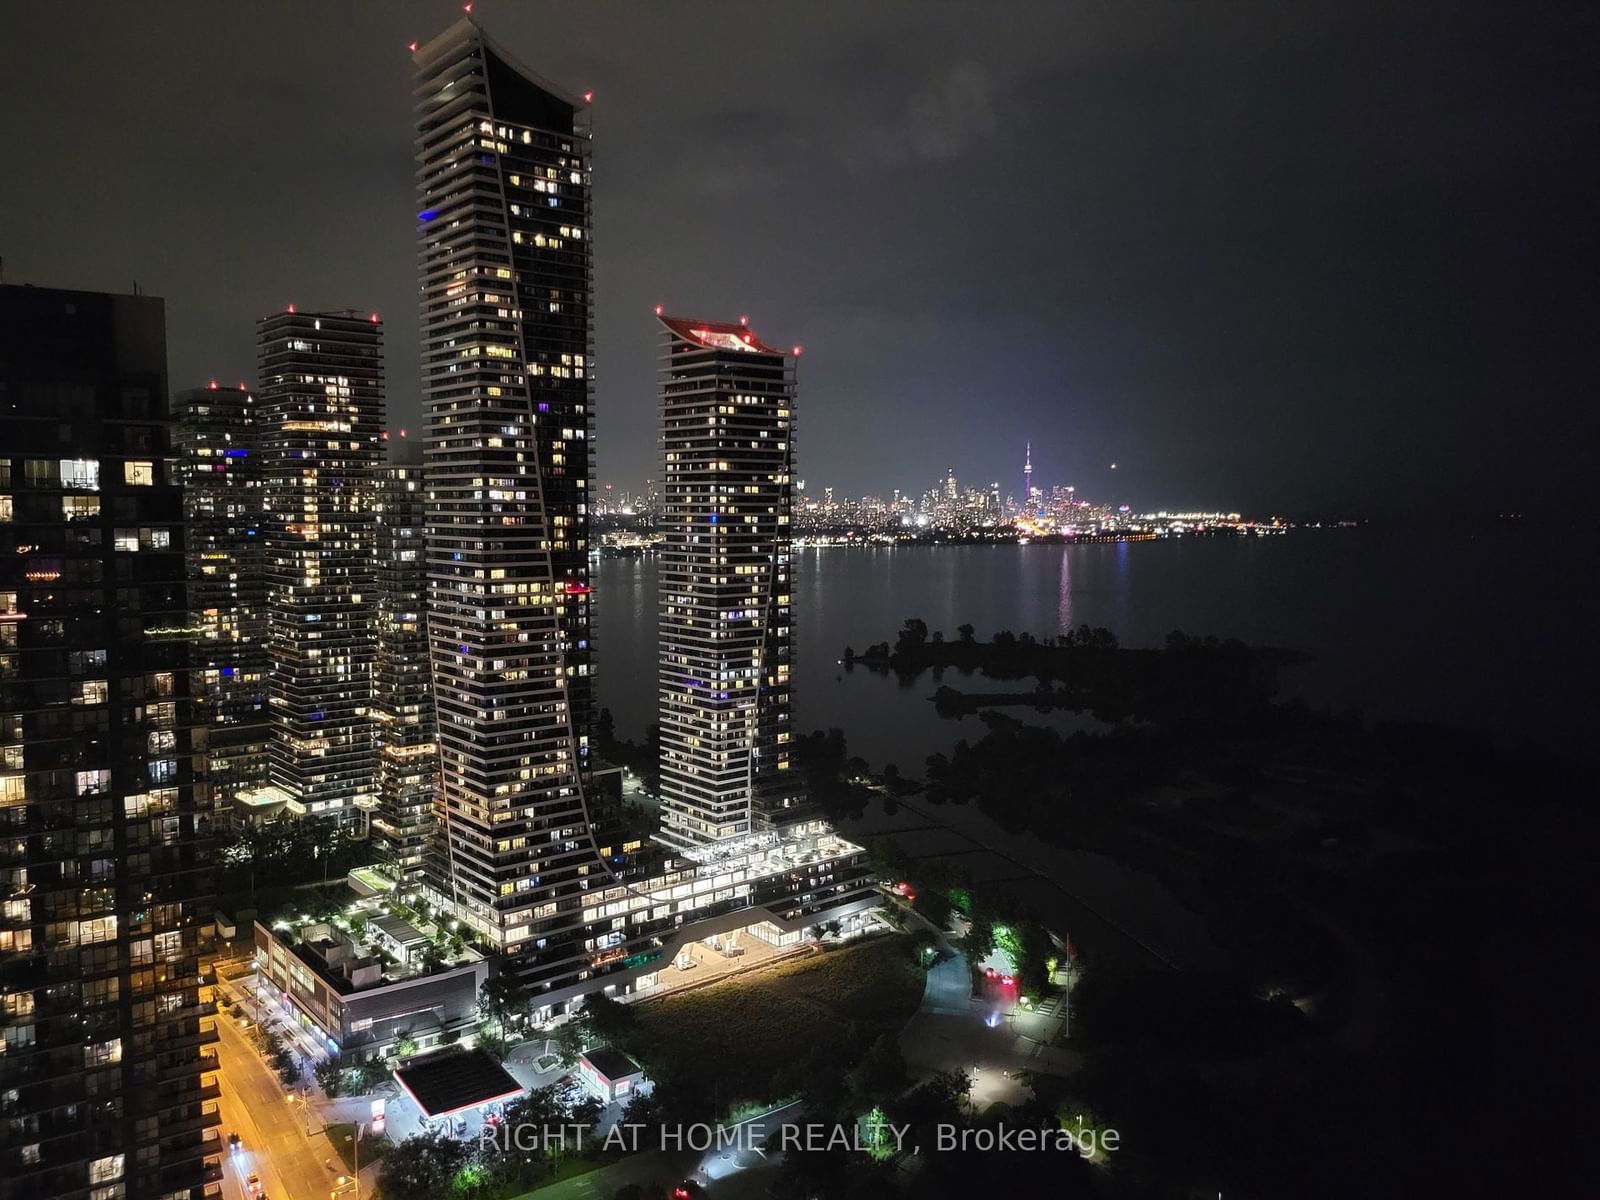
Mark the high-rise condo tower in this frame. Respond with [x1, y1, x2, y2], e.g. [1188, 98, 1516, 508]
[175, 382, 270, 799]
[256, 309, 385, 826]
[656, 315, 801, 851]
[372, 439, 436, 881]
[414, 19, 600, 979]
[1, 285, 221, 1200]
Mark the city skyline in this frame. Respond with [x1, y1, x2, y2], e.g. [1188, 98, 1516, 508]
[0, 5, 1589, 1199]
[4, 1, 1589, 519]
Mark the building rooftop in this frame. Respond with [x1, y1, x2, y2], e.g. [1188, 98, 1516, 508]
[370, 913, 429, 946]
[394, 1049, 524, 1119]
[580, 1047, 642, 1082]
[659, 313, 785, 356]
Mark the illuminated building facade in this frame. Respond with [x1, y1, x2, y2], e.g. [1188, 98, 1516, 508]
[174, 382, 270, 802]
[415, 18, 604, 979]
[412, 18, 875, 1006]
[656, 314, 802, 851]
[256, 310, 384, 826]
[0, 285, 221, 1200]
[372, 442, 436, 880]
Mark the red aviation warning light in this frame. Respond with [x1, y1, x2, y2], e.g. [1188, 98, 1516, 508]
[370, 312, 379, 323]
[792, 345, 803, 356]
[408, 41, 418, 53]
[654, 304, 664, 316]
[208, 380, 218, 390]
[583, 90, 594, 103]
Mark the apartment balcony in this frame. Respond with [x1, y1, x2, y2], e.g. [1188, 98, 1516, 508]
[156, 1101, 222, 1141]
[154, 1018, 219, 1052]
[159, 1050, 218, 1082]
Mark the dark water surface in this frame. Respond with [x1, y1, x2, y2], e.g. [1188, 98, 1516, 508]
[596, 526, 1591, 770]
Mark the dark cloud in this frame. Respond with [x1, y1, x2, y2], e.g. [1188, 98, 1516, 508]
[2, 0, 1594, 517]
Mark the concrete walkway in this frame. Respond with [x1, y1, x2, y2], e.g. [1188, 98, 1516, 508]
[889, 895, 1082, 1095]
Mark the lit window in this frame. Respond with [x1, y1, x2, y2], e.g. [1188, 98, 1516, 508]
[74, 680, 109, 706]
[124, 461, 155, 486]
[83, 1037, 122, 1066]
[60, 459, 100, 490]
[62, 495, 99, 521]
[89, 1155, 125, 1186]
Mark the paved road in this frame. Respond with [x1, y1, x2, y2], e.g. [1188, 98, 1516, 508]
[215, 1010, 345, 1200]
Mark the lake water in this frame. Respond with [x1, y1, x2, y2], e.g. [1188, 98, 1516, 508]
[595, 525, 1591, 771]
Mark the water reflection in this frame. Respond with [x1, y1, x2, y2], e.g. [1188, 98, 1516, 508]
[1057, 548, 1072, 632]
[596, 528, 1578, 763]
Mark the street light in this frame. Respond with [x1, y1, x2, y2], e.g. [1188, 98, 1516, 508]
[288, 1089, 312, 1136]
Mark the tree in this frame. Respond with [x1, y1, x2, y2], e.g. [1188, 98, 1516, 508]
[479, 972, 530, 1030]
[550, 1016, 588, 1069]
[957, 623, 976, 644]
[315, 1060, 346, 1098]
[895, 618, 929, 655]
[377, 1130, 469, 1200]
[852, 1032, 907, 1104]
[273, 1047, 300, 1087]
[582, 991, 639, 1049]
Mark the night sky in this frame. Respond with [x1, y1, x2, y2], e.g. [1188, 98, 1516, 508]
[3, 1, 1593, 517]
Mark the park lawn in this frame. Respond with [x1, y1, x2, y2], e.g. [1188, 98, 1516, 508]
[633, 934, 922, 1105]
[327, 1121, 391, 1175]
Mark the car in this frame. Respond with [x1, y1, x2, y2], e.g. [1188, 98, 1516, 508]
[227, 1131, 241, 1154]
[1000, 974, 1015, 987]
[245, 1173, 262, 1196]
[672, 1183, 706, 1199]
[984, 966, 997, 980]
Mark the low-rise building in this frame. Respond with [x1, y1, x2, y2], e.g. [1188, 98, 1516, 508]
[253, 916, 487, 1064]
[577, 1048, 645, 1103]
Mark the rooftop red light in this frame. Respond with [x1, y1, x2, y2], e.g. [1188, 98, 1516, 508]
[208, 380, 218, 390]
[657, 313, 785, 354]
[583, 90, 594, 103]
[408, 41, 418, 53]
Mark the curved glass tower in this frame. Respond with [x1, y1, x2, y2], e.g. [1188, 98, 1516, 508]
[414, 19, 598, 983]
